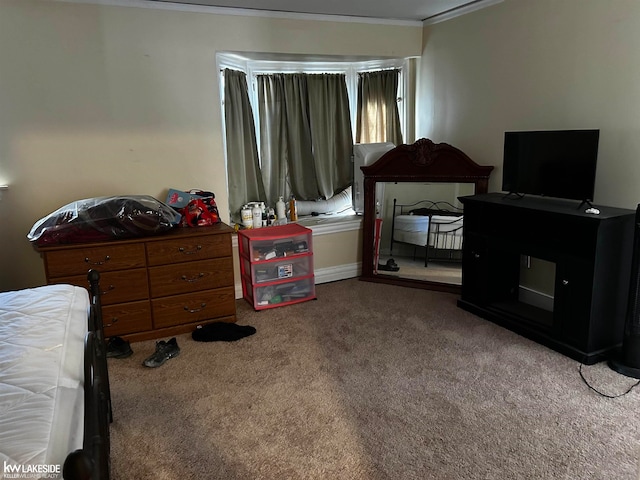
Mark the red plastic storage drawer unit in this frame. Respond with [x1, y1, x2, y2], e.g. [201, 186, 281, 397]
[238, 223, 315, 310]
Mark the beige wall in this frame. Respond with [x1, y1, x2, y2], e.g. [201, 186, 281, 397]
[0, 0, 421, 291]
[9, 0, 636, 293]
[417, 0, 640, 295]
[418, 0, 640, 209]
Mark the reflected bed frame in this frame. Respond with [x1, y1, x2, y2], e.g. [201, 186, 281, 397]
[390, 199, 464, 267]
[360, 138, 494, 293]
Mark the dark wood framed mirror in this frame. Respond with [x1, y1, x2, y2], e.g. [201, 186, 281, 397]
[360, 138, 494, 293]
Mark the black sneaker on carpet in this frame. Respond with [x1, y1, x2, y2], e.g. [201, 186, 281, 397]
[106, 336, 133, 359]
[192, 322, 257, 342]
[143, 337, 180, 368]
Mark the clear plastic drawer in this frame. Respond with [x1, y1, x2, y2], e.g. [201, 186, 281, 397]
[238, 224, 312, 262]
[242, 275, 315, 310]
[241, 255, 312, 284]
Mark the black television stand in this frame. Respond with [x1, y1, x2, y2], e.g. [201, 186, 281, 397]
[458, 193, 634, 364]
[501, 191, 525, 200]
[502, 192, 594, 210]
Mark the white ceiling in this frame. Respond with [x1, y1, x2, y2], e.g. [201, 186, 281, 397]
[147, 0, 498, 23]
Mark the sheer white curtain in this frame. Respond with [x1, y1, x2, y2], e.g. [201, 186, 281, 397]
[224, 69, 265, 222]
[356, 69, 403, 145]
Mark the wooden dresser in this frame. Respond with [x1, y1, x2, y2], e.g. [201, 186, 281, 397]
[36, 223, 237, 342]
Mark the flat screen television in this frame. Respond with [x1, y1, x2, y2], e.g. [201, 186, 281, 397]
[502, 129, 600, 202]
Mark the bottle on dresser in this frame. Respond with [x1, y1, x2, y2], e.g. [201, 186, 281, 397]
[289, 195, 298, 221]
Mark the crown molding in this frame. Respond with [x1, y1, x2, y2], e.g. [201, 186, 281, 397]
[51, 0, 423, 27]
[422, 0, 503, 25]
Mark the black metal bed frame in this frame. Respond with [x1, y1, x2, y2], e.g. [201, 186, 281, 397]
[390, 199, 464, 267]
[63, 270, 112, 480]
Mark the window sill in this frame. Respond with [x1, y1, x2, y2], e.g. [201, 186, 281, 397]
[231, 214, 362, 246]
[295, 213, 362, 235]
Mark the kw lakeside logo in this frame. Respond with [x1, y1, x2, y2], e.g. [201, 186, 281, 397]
[3, 461, 61, 479]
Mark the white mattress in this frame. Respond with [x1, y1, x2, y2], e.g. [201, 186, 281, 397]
[430, 215, 463, 232]
[0, 284, 89, 478]
[393, 214, 464, 249]
[393, 215, 429, 246]
[394, 214, 430, 232]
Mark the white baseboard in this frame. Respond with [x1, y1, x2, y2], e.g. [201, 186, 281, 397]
[315, 262, 361, 284]
[235, 262, 361, 299]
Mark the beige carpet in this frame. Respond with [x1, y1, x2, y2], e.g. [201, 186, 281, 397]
[108, 279, 640, 479]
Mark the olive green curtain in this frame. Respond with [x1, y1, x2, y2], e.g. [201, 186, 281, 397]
[257, 74, 315, 205]
[356, 69, 403, 145]
[307, 74, 353, 201]
[223, 69, 265, 222]
[257, 73, 353, 204]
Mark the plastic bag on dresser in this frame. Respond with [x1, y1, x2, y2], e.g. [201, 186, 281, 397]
[27, 195, 182, 246]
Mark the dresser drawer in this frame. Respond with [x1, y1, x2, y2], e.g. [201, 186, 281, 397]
[146, 234, 231, 266]
[37, 223, 237, 341]
[103, 301, 152, 337]
[44, 244, 146, 277]
[151, 286, 236, 328]
[53, 268, 149, 306]
[148, 257, 234, 297]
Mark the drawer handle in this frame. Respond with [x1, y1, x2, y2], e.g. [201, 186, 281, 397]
[101, 285, 115, 296]
[179, 245, 202, 255]
[85, 255, 111, 265]
[184, 302, 206, 313]
[105, 317, 119, 328]
[181, 273, 205, 282]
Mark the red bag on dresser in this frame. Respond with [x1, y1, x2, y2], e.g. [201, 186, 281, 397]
[180, 198, 220, 227]
[176, 190, 221, 227]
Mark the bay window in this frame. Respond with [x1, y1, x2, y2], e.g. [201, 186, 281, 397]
[218, 53, 413, 222]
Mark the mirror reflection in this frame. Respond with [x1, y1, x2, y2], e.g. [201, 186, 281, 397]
[373, 182, 475, 285]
